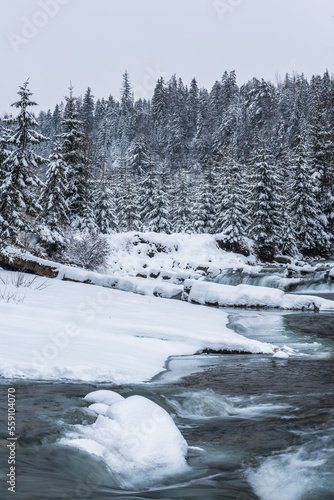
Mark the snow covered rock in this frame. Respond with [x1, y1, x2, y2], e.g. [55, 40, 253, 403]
[184, 280, 334, 311]
[60, 391, 189, 489]
[84, 390, 124, 405]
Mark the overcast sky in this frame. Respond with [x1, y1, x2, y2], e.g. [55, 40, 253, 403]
[0, 0, 333, 114]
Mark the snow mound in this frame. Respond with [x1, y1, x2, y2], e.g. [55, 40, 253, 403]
[60, 391, 189, 489]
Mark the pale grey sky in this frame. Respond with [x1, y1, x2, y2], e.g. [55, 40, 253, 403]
[0, 0, 333, 114]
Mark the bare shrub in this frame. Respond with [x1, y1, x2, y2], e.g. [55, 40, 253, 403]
[64, 231, 110, 271]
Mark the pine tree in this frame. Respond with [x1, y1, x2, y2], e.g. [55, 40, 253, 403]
[78, 159, 97, 232]
[39, 139, 69, 253]
[248, 147, 281, 261]
[128, 136, 151, 176]
[121, 70, 133, 114]
[191, 175, 206, 233]
[202, 159, 217, 233]
[172, 169, 192, 233]
[290, 139, 330, 255]
[215, 153, 248, 250]
[52, 104, 62, 136]
[187, 78, 199, 139]
[0, 125, 10, 183]
[149, 166, 171, 233]
[308, 78, 334, 240]
[94, 126, 118, 235]
[61, 84, 86, 220]
[95, 180, 118, 234]
[278, 207, 298, 257]
[0, 80, 48, 247]
[139, 159, 156, 230]
[81, 87, 95, 135]
[117, 162, 141, 231]
[152, 77, 167, 123]
[96, 114, 112, 171]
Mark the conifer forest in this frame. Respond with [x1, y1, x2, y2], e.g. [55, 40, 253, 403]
[1, 70, 333, 261]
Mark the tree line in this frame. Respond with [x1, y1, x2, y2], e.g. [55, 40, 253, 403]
[0, 70, 333, 262]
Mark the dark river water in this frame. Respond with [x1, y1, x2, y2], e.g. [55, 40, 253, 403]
[0, 307, 334, 500]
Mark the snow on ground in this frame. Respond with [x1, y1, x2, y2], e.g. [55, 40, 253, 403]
[105, 232, 257, 279]
[60, 390, 189, 489]
[0, 270, 274, 384]
[184, 280, 334, 311]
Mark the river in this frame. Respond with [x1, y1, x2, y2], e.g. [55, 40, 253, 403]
[0, 300, 333, 500]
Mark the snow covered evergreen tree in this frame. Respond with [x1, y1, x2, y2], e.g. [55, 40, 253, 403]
[128, 136, 151, 176]
[172, 169, 192, 233]
[215, 153, 248, 251]
[0, 125, 10, 183]
[278, 207, 299, 257]
[138, 157, 162, 230]
[81, 87, 95, 135]
[39, 139, 69, 253]
[191, 175, 206, 233]
[0, 80, 48, 247]
[61, 84, 86, 222]
[290, 138, 330, 255]
[248, 147, 281, 261]
[94, 179, 117, 234]
[148, 164, 171, 233]
[201, 159, 217, 233]
[117, 163, 141, 231]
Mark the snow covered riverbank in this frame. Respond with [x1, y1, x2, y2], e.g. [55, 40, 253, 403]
[1, 233, 334, 383]
[2, 232, 334, 311]
[0, 270, 275, 384]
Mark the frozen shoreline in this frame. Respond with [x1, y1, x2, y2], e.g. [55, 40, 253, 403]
[0, 269, 275, 384]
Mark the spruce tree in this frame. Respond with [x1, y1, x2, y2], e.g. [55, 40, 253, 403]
[139, 159, 156, 230]
[0, 80, 48, 247]
[248, 147, 281, 261]
[148, 165, 171, 233]
[94, 137, 118, 235]
[172, 169, 192, 233]
[290, 139, 330, 255]
[61, 84, 86, 221]
[95, 180, 118, 234]
[191, 175, 206, 233]
[202, 159, 217, 233]
[0, 125, 10, 183]
[39, 139, 69, 253]
[117, 162, 141, 231]
[128, 136, 151, 176]
[81, 87, 95, 135]
[278, 207, 299, 257]
[215, 153, 248, 250]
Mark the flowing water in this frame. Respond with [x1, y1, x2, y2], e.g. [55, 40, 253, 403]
[0, 299, 334, 499]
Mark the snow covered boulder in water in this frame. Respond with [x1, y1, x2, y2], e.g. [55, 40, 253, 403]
[83, 389, 125, 406]
[60, 391, 189, 489]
